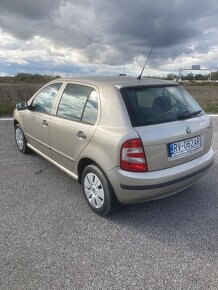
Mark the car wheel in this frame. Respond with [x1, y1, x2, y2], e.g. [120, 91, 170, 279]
[81, 164, 114, 216]
[15, 124, 29, 153]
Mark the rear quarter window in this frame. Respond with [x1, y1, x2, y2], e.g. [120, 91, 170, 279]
[82, 90, 98, 125]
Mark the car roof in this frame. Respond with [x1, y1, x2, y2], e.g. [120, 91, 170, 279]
[53, 76, 177, 88]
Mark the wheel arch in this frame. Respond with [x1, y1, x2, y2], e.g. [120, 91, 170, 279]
[77, 157, 119, 202]
[77, 158, 98, 183]
[14, 119, 19, 127]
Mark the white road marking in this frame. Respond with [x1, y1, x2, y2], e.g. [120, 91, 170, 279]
[0, 118, 13, 121]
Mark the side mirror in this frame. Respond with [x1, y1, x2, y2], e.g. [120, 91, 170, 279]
[16, 102, 28, 111]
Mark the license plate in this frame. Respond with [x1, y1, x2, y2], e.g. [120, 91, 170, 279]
[168, 136, 201, 157]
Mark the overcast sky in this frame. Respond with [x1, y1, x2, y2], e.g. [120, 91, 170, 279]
[0, 0, 218, 76]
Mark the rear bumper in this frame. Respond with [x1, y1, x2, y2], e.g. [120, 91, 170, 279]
[107, 147, 214, 204]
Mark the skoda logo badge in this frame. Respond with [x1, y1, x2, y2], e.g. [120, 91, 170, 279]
[186, 127, 191, 134]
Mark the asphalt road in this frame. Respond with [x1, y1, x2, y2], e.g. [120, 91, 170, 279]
[0, 118, 217, 290]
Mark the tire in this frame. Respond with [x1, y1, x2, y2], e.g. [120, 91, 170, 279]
[81, 164, 114, 216]
[15, 124, 29, 153]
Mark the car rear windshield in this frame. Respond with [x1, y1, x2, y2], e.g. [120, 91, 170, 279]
[120, 85, 203, 127]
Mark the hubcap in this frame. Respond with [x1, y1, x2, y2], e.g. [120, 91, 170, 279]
[15, 128, 24, 150]
[84, 173, 104, 209]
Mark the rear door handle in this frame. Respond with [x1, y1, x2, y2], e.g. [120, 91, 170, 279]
[42, 120, 48, 127]
[76, 131, 87, 139]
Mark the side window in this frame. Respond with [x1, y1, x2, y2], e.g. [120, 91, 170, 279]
[57, 84, 96, 122]
[82, 90, 98, 124]
[32, 83, 62, 114]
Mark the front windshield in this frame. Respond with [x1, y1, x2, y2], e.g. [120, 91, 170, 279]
[120, 85, 203, 127]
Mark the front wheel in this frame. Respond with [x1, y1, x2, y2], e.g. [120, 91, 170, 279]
[15, 124, 29, 153]
[81, 164, 114, 216]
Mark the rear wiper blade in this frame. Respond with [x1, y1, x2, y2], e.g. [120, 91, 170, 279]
[177, 109, 202, 120]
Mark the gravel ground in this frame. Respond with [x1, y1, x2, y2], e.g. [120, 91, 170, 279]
[0, 118, 217, 290]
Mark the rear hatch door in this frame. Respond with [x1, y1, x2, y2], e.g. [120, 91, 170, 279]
[120, 84, 212, 171]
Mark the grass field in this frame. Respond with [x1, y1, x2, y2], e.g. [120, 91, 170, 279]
[0, 82, 218, 116]
[183, 84, 218, 114]
[0, 83, 42, 116]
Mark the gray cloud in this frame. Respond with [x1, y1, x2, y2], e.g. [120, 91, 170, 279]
[0, 0, 218, 71]
[0, 0, 61, 20]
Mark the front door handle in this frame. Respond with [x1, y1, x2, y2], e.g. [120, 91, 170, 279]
[42, 120, 48, 127]
[76, 131, 87, 139]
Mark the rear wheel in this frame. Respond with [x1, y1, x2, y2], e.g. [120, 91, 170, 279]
[81, 164, 114, 215]
[15, 124, 29, 153]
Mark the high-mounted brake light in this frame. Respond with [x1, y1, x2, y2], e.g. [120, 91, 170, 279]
[120, 138, 148, 172]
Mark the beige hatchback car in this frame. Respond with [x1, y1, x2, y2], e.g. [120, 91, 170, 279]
[14, 76, 214, 215]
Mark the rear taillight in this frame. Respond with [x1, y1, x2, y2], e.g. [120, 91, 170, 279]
[120, 138, 148, 172]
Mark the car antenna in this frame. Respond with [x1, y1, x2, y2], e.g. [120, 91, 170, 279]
[137, 45, 155, 80]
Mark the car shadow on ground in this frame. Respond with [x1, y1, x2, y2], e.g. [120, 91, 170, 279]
[107, 169, 217, 255]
